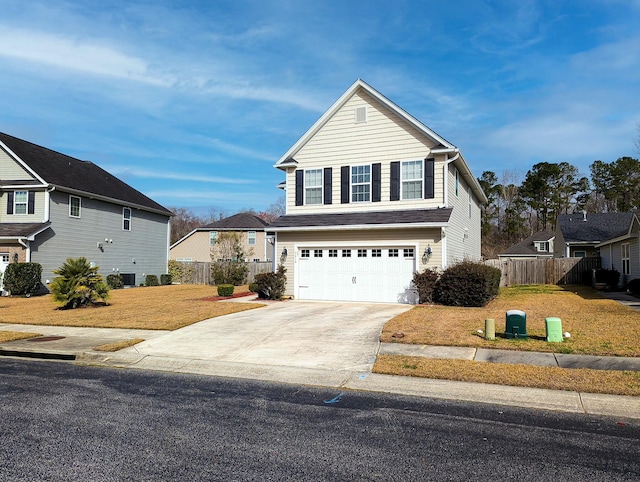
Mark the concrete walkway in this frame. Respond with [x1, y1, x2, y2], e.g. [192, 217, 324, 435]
[1, 297, 639, 420]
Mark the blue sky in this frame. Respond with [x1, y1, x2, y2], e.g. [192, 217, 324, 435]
[1, 0, 639, 214]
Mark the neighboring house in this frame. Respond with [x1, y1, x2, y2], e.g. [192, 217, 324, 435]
[597, 213, 640, 286]
[0, 132, 172, 290]
[269, 79, 487, 303]
[555, 212, 634, 258]
[170, 212, 274, 263]
[498, 231, 555, 260]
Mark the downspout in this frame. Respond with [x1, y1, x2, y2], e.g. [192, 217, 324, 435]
[18, 238, 31, 262]
[44, 185, 55, 222]
[443, 150, 460, 207]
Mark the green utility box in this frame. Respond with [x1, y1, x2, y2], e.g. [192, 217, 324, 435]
[545, 317, 563, 343]
[505, 310, 527, 339]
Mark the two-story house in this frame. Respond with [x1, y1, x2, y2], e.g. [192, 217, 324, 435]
[170, 212, 274, 262]
[0, 132, 172, 290]
[269, 80, 487, 303]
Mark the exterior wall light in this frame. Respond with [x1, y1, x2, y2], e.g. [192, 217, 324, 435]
[280, 247, 288, 263]
[422, 245, 432, 264]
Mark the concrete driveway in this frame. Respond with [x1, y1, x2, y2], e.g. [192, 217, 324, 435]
[123, 300, 411, 372]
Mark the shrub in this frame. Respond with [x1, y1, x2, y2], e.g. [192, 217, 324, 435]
[434, 260, 501, 307]
[210, 232, 250, 286]
[106, 274, 124, 289]
[145, 275, 159, 287]
[160, 274, 172, 285]
[595, 268, 620, 288]
[2, 262, 42, 296]
[412, 268, 439, 304]
[49, 257, 109, 309]
[211, 260, 248, 286]
[628, 279, 640, 294]
[168, 259, 194, 283]
[254, 265, 287, 300]
[217, 284, 234, 297]
[248, 282, 259, 293]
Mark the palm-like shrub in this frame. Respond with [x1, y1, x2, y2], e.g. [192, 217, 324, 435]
[49, 257, 109, 309]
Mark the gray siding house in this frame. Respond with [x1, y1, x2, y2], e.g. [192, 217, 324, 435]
[0, 132, 172, 290]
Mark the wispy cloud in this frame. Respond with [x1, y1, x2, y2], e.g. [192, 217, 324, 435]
[109, 166, 256, 185]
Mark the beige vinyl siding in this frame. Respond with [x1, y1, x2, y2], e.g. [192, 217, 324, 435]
[445, 163, 482, 265]
[0, 189, 47, 222]
[276, 228, 443, 297]
[170, 230, 271, 262]
[0, 148, 35, 179]
[31, 190, 169, 286]
[286, 90, 444, 214]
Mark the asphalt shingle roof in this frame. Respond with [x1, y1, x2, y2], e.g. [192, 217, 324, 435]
[557, 212, 634, 242]
[270, 208, 453, 229]
[0, 132, 171, 215]
[203, 212, 270, 230]
[0, 222, 50, 238]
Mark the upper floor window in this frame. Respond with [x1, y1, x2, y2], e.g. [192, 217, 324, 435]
[209, 231, 218, 245]
[536, 241, 550, 252]
[351, 165, 371, 202]
[69, 195, 81, 218]
[14, 191, 28, 215]
[248, 231, 256, 245]
[123, 207, 131, 231]
[401, 160, 423, 200]
[305, 169, 323, 205]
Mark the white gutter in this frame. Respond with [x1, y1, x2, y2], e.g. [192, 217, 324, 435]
[269, 221, 450, 232]
[443, 150, 460, 207]
[44, 186, 55, 222]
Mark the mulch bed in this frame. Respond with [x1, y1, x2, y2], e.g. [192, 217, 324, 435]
[201, 292, 257, 302]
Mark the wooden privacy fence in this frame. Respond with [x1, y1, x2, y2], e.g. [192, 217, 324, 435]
[484, 257, 601, 287]
[172, 261, 273, 285]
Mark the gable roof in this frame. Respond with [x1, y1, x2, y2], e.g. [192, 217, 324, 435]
[0, 132, 172, 216]
[203, 212, 269, 230]
[500, 231, 555, 257]
[557, 212, 634, 243]
[0, 222, 51, 239]
[269, 208, 452, 231]
[273, 79, 487, 204]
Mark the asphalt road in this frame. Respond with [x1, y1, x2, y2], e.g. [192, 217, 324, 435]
[0, 359, 639, 481]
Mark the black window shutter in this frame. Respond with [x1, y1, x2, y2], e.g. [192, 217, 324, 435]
[390, 162, 400, 201]
[372, 163, 381, 202]
[323, 167, 332, 205]
[341, 166, 350, 204]
[424, 158, 435, 199]
[28, 191, 35, 214]
[7, 192, 13, 214]
[295, 170, 304, 206]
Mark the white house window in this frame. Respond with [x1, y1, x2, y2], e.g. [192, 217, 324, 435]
[14, 191, 28, 215]
[371, 249, 382, 257]
[123, 207, 131, 231]
[301, 249, 310, 258]
[574, 251, 586, 258]
[389, 249, 399, 258]
[622, 243, 630, 275]
[209, 231, 218, 245]
[401, 160, 423, 200]
[69, 195, 81, 218]
[536, 241, 550, 252]
[404, 248, 415, 258]
[176, 257, 193, 262]
[314, 249, 323, 258]
[342, 249, 351, 257]
[248, 231, 256, 245]
[357, 249, 367, 257]
[328, 249, 338, 257]
[305, 169, 323, 205]
[351, 165, 371, 202]
[355, 106, 367, 123]
[0, 253, 9, 263]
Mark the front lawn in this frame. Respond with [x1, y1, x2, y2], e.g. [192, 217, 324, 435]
[0, 284, 263, 331]
[376, 285, 640, 396]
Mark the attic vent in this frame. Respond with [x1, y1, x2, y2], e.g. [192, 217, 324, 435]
[355, 106, 367, 124]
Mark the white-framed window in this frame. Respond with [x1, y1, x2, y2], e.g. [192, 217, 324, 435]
[574, 251, 586, 258]
[372, 249, 382, 258]
[176, 257, 193, 262]
[301, 249, 310, 258]
[314, 249, 323, 258]
[14, 190, 28, 215]
[622, 243, 630, 275]
[209, 231, 218, 245]
[536, 241, 550, 252]
[305, 169, 323, 205]
[328, 249, 338, 257]
[69, 195, 81, 218]
[357, 249, 367, 257]
[342, 249, 351, 257]
[248, 231, 256, 245]
[123, 207, 131, 231]
[401, 160, 423, 200]
[351, 165, 371, 202]
[389, 249, 399, 258]
[404, 248, 415, 258]
[355, 106, 367, 123]
[0, 253, 9, 263]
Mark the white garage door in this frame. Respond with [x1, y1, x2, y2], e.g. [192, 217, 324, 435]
[297, 247, 416, 303]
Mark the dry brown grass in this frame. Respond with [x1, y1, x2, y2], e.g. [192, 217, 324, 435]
[93, 338, 145, 352]
[0, 284, 263, 331]
[374, 355, 640, 397]
[0, 330, 42, 343]
[382, 285, 640, 356]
